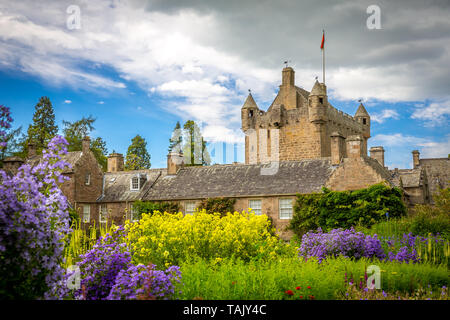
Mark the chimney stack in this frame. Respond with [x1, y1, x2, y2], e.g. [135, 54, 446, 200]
[167, 151, 184, 175]
[370, 146, 385, 167]
[412, 150, 420, 168]
[281, 67, 295, 87]
[330, 131, 345, 165]
[107, 153, 124, 172]
[346, 135, 364, 159]
[82, 136, 90, 154]
[28, 142, 36, 157]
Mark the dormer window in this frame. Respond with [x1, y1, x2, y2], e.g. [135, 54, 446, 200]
[130, 176, 139, 190]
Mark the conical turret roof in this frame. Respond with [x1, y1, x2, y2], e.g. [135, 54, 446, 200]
[242, 93, 258, 109]
[310, 80, 326, 96]
[355, 103, 370, 117]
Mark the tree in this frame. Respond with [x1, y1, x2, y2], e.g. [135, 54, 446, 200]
[125, 135, 151, 170]
[62, 116, 109, 171]
[26, 96, 58, 155]
[168, 121, 182, 153]
[182, 120, 210, 166]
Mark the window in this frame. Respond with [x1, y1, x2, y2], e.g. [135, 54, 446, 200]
[99, 204, 107, 223]
[85, 173, 91, 185]
[82, 205, 90, 223]
[319, 97, 323, 104]
[127, 205, 139, 222]
[279, 198, 293, 219]
[130, 176, 139, 190]
[363, 118, 367, 125]
[249, 110, 254, 117]
[185, 201, 196, 215]
[249, 199, 262, 215]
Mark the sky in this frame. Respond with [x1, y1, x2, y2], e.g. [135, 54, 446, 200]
[0, 0, 449, 169]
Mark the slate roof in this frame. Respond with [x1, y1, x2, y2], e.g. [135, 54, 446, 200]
[389, 168, 423, 188]
[97, 169, 165, 202]
[27, 151, 83, 173]
[142, 159, 336, 201]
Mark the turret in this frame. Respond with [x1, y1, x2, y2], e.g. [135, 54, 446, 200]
[308, 80, 328, 123]
[241, 92, 259, 131]
[354, 103, 370, 138]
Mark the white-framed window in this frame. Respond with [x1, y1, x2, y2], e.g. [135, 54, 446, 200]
[185, 201, 196, 215]
[130, 176, 139, 190]
[85, 173, 91, 185]
[279, 198, 293, 219]
[99, 204, 107, 223]
[249, 199, 262, 215]
[126, 205, 140, 222]
[82, 204, 90, 223]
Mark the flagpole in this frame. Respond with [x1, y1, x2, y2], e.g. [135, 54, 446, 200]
[322, 30, 325, 84]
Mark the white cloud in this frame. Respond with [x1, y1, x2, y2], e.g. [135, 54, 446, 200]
[64, 99, 72, 104]
[97, 101, 105, 104]
[371, 109, 400, 123]
[411, 99, 450, 126]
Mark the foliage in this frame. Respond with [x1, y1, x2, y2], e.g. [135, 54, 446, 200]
[125, 134, 151, 170]
[182, 120, 210, 166]
[198, 197, 236, 216]
[174, 256, 449, 300]
[126, 210, 292, 267]
[132, 200, 180, 218]
[107, 264, 182, 300]
[75, 226, 131, 300]
[26, 96, 58, 154]
[0, 135, 71, 299]
[289, 183, 406, 238]
[168, 121, 182, 153]
[298, 228, 386, 263]
[409, 188, 450, 239]
[62, 116, 109, 171]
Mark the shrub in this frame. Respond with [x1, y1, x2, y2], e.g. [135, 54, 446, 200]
[298, 228, 386, 263]
[107, 264, 181, 300]
[132, 200, 179, 218]
[0, 135, 72, 299]
[126, 210, 292, 267]
[75, 226, 131, 300]
[289, 184, 406, 238]
[198, 197, 236, 216]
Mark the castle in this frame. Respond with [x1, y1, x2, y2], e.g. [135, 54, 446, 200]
[3, 67, 449, 239]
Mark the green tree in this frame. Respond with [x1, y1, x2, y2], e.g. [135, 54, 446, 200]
[125, 135, 151, 170]
[182, 120, 211, 166]
[62, 116, 109, 171]
[26, 96, 58, 154]
[168, 121, 182, 153]
[0, 126, 23, 165]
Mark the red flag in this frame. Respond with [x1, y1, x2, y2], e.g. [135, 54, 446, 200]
[320, 31, 325, 50]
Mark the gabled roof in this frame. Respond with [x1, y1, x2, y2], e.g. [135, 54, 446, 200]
[389, 168, 423, 188]
[97, 169, 165, 202]
[27, 151, 83, 173]
[142, 159, 336, 201]
[355, 103, 369, 117]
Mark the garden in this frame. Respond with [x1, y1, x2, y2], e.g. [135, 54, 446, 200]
[0, 105, 449, 300]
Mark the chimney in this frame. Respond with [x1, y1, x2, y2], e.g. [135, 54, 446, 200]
[346, 135, 364, 159]
[281, 67, 295, 87]
[370, 146, 385, 167]
[28, 142, 36, 157]
[167, 151, 184, 175]
[82, 136, 90, 154]
[412, 150, 420, 168]
[330, 131, 345, 165]
[107, 153, 124, 172]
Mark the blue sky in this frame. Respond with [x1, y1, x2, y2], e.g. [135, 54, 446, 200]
[1, 0, 448, 169]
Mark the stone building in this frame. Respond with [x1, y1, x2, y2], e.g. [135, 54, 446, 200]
[3, 66, 448, 237]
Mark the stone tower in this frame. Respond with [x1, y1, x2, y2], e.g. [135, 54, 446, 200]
[241, 66, 371, 164]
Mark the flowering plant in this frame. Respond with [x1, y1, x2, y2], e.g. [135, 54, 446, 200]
[0, 135, 72, 299]
[75, 226, 131, 300]
[107, 264, 181, 300]
[298, 228, 386, 263]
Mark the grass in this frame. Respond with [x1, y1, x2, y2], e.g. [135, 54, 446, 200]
[174, 256, 449, 300]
